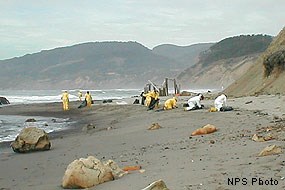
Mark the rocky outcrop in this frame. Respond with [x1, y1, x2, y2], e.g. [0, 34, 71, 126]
[178, 54, 259, 89]
[0, 97, 10, 105]
[263, 50, 285, 77]
[225, 27, 285, 96]
[62, 156, 126, 189]
[10, 127, 51, 153]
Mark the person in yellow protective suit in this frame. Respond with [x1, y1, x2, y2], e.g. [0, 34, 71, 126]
[164, 97, 178, 110]
[85, 91, 92, 107]
[78, 91, 83, 101]
[144, 91, 152, 107]
[148, 90, 159, 110]
[61, 91, 69, 111]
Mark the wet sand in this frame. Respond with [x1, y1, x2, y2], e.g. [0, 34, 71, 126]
[0, 95, 285, 190]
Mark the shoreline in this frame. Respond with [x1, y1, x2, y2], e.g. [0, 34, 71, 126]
[0, 98, 144, 145]
[0, 100, 102, 144]
[0, 95, 285, 189]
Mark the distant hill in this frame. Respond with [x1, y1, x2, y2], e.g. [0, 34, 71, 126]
[152, 43, 213, 68]
[0, 41, 209, 90]
[0, 34, 276, 91]
[177, 35, 273, 90]
[225, 27, 285, 97]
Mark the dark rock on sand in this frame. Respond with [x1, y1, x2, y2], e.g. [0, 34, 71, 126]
[25, 118, 36, 122]
[0, 97, 10, 105]
[103, 99, 113, 103]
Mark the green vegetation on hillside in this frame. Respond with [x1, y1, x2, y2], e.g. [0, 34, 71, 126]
[199, 34, 272, 66]
[263, 50, 285, 77]
[262, 28, 285, 77]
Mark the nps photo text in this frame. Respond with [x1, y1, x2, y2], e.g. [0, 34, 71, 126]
[227, 177, 279, 186]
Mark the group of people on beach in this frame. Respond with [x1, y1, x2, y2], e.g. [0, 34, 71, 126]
[140, 89, 229, 112]
[61, 90, 93, 111]
[62, 88, 229, 112]
[140, 89, 179, 111]
[184, 93, 229, 112]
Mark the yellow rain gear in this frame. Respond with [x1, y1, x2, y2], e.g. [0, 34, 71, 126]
[164, 97, 177, 110]
[145, 95, 151, 107]
[144, 90, 159, 108]
[85, 92, 92, 107]
[61, 91, 69, 110]
[143, 91, 152, 107]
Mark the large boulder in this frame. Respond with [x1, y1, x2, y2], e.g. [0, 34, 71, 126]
[0, 97, 10, 105]
[10, 127, 51, 153]
[62, 156, 126, 189]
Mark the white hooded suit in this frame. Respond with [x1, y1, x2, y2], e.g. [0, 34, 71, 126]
[214, 94, 227, 111]
[185, 94, 203, 111]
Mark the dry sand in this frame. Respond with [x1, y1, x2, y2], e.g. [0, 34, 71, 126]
[1, 95, 285, 190]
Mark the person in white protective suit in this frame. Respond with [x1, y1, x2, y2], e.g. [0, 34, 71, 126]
[214, 94, 227, 111]
[185, 94, 204, 111]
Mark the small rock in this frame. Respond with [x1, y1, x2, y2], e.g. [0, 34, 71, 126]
[209, 140, 215, 144]
[252, 134, 274, 142]
[141, 179, 169, 190]
[107, 126, 112, 130]
[82, 123, 96, 132]
[252, 134, 265, 142]
[245, 101, 253, 104]
[139, 169, 146, 173]
[25, 118, 36, 122]
[148, 123, 162, 130]
[258, 144, 282, 157]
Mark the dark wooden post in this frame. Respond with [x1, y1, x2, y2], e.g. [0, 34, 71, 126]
[165, 78, 169, 96]
[159, 88, 165, 96]
[148, 84, 151, 92]
[173, 79, 177, 94]
[177, 84, 181, 94]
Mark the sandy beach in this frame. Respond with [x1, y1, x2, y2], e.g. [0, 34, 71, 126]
[1, 95, 285, 190]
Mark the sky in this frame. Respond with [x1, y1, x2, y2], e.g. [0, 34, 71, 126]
[0, 0, 284, 60]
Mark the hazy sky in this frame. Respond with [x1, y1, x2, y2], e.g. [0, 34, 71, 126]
[0, 0, 284, 60]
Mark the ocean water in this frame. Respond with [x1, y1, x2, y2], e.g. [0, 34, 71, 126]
[0, 89, 142, 142]
[0, 89, 143, 104]
[0, 88, 216, 142]
[0, 115, 73, 142]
